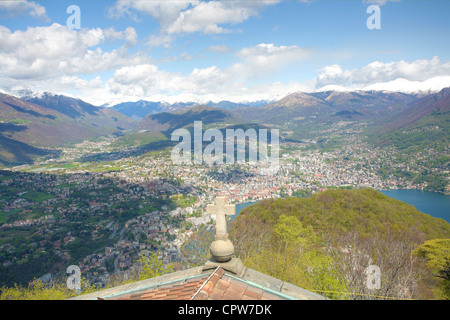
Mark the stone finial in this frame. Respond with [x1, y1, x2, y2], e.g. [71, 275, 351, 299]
[206, 197, 235, 262]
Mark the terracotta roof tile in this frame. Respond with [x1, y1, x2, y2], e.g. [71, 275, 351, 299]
[216, 279, 230, 291]
[99, 267, 293, 301]
[230, 279, 248, 289]
[209, 288, 225, 300]
[244, 288, 263, 299]
[100, 274, 208, 300]
[225, 284, 246, 298]
[192, 291, 209, 300]
[262, 291, 283, 300]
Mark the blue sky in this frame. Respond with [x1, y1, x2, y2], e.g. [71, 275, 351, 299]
[0, 0, 449, 105]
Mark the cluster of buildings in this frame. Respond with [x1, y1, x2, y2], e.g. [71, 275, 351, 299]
[0, 132, 437, 287]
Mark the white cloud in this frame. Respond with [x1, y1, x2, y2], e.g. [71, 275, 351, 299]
[224, 43, 314, 82]
[25, 60, 450, 107]
[313, 56, 450, 90]
[98, 55, 450, 104]
[109, 0, 280, 46]
[362, 0, 401, 6]
[104, 63, 227, 100]
[1, 20, 449, 105]
[362, 76, 450, 93]
[208, 44, 233, 54]
[104, 27, 138, 47]
[106, 64, 177, 99]
[0, 23, 148, 81]
[115, 43, 310, 93]
[85, 43, 315, 104]
[165, 0, 263, 35]
[178, 52, 205, 61]
[108, 0, 196, 24]
[0, 0, 49, 21]
[234, 43, 314, 78]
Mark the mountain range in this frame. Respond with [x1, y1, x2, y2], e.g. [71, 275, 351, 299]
[0, 87, 448, 166]
[371, 87, 450, 151]
[109, 99, 272, 121]
[232, 90, 423, 126]
[110, 90, 422, 124]
[0, 92, 134, 166]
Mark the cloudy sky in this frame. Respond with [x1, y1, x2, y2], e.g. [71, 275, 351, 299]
[1, 0, 449, 105]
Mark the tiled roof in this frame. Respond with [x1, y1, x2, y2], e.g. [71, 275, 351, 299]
[196, 270, 285, 300]
[71, 258, 327, 300]
[98, 267, 288, 300]
[98, 274, 208, 300]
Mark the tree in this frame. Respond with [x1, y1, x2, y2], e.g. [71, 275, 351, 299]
[180, 226, 213, 266]
[0, 277, 98, 300]
[231, 213, 347, 299]
[136, 252, 174, 281]
[230, 214, 272, 262]
[414, 239, 450, 299]
[325, 231, 423, 300]
[274, 214, 315, 251]
[230, 189, 450, 299]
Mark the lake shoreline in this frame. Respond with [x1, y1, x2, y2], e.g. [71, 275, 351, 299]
[231, 188, 450, 224]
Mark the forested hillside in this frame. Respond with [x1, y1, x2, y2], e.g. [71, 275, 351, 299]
[230, 188, 450, 299]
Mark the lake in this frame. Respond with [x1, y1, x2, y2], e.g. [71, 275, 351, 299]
[231, 201, 257, 223]
[231, 189, 450, 224]
[379, 189, 450, 223]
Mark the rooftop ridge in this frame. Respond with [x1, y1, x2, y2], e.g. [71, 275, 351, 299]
[191, 266, 224, 300]
[70, 260, 327, 300]
[69, 265, 206, 300]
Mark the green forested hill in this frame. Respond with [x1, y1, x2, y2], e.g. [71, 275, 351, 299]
[235, 188, 450, 241]
[230, 188, 450, 299]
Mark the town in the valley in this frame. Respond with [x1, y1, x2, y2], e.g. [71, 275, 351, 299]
[0, 131, 445, 288]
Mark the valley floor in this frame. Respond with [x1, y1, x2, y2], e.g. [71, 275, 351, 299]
[0, 132, 448, 288]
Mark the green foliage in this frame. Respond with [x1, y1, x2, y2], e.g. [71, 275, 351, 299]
[414, 239, 450, 299]
[382, 129, 448, 152]
[291, 189, 312, 198]
[22, 190, 54, 202]
[170, 194, 197, 208]
[274, 214, 315, 249]
[414, 239, 450, 271]
[232, 188, 450, 299]
[237, 213, 347, 299]
[110, 131, 167, 148]
[0, 276, 97, 300]
[237, 188, 450, 240]
[0, 250, 60, 287]
[0, 251, 172, 300]
[0, 281, 71, 300]
[414, 169, 448, 192]
[136, 252, 174, 281]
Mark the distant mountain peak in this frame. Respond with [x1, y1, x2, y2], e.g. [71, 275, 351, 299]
[267, 91, 327, 109]
[14, 89, 53, 100]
